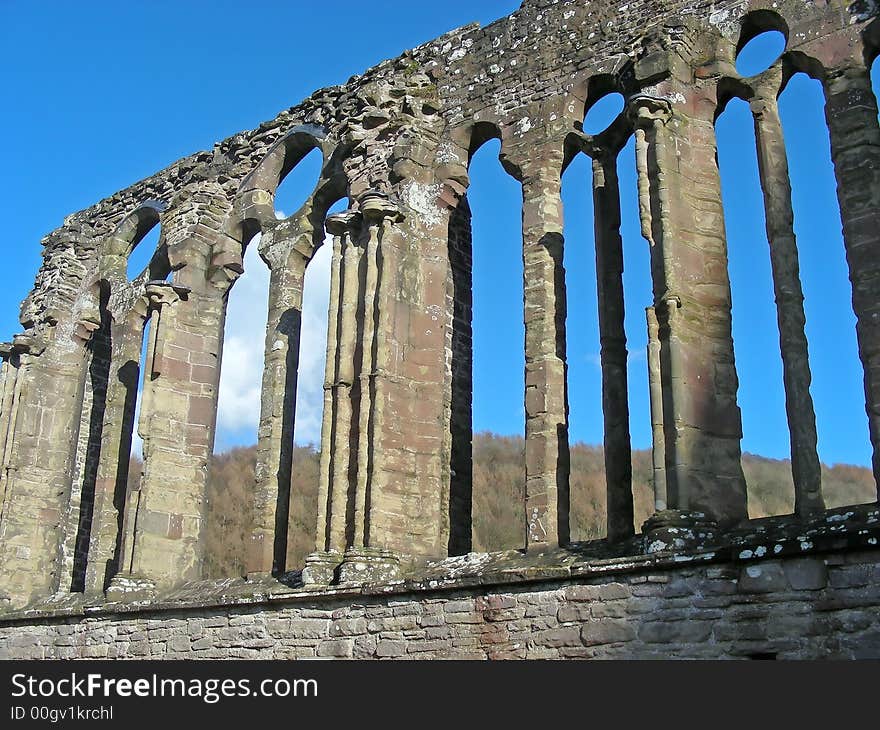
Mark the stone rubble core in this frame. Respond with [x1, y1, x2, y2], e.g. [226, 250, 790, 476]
[1, 0, 880, 658]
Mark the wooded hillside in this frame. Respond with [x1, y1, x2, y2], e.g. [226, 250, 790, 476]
[132, 434, 874, 577]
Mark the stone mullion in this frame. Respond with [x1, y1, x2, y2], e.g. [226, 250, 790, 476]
[646, 306, 666, 510]
[117, 313, 156, 578]
[83, 317, 144, 594]
[592, 152, 634, 541]
[823, 63, 880, 490]
[633, 107, 686, 507]
[366, 216, 395, 546]
[522, 172, 569, 550]
[248, 246, 307, 576]
[315, 232, 344, 554]
[352, 224, 380, 548]
[328, 232, 363, 553]
[751, 87, 823, 515]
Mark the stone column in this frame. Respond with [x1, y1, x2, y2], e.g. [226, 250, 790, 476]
[592, 151, 634, 541]
[646, 307, 666, 510]
[328, 218, 363, 555]
[352, 216, 380, 548]
[304, 212, 352, 585]
[750, 79, 823, 515]
[82, 313, 145, 594]
[246, 226, 310, 577]
[339, 194, 404, 583]
[630, 93, 747, 531]
[123, 280, 219, 591]
[521, 168, 570, 550]
[823, 62, 880, 491]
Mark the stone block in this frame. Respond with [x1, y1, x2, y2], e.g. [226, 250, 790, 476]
[638, 621, 712, 644]
[376, 639, 407, 657]
[737, 562, 788, 594]
[581, 619, 636, 647]
[315, 639, 354, 658]
[783, 559, 828, 591]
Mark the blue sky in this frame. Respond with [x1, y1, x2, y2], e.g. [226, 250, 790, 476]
[0, 4, 874, 468]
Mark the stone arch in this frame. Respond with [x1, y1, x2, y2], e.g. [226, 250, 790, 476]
[209, 127, 352, 577]
[443, 120, 527, 554]
[561, 73, 655, 543]
[58, 200, 176, 595]
[233, 126, 336, 236]
[734, 8, 790, 62]
[104, 201, 172, 284]
[712, 32, 872, 516]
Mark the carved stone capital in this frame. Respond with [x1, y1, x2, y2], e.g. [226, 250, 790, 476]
[627, 94, 673, 128]
[325, 209, 363, 238]
[358, 190, 404, 226]
[11, 332, 46, 356]
[73, 308, 102, 343]
[144, 281, 191, 312]
[749, 67, 784, 112]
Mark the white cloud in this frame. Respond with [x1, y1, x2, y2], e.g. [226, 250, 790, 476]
[126, 231, 332, 456]
[214, 233, 331, 450]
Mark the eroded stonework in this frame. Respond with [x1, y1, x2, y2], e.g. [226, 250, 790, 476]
[1, 0, 880, 658]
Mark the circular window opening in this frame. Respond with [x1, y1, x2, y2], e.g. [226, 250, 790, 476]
[736, 30, 786, 77]
[274, 146, 322, 220]
[583, 92, 625, 135]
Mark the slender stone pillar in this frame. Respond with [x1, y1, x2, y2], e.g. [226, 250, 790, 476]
[0, 347, 21, 554]
[314, 224, 344, 550]
[646, 306, 667, 510]
[328, 221, 363, 554]
[246, 229, 310, 576]
[592, 151, 634, 541]
[750, 80, 823, 514]
[352, 221, 380, 547]
[823, 62, 880, 491]
[521, 169, 570, 550]
[304, 213, 353, 584]
[338, 194, 404, 583]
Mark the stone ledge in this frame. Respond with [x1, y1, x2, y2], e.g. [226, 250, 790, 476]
[1, 505, 877, 627]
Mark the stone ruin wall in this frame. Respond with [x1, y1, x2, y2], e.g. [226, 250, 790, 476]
[2, 0, 880, 658]
[2, 548, 880, 660]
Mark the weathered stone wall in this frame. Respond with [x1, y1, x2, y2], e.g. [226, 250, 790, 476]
[1, 0, 879, 651]
[2, 547, 879, 659]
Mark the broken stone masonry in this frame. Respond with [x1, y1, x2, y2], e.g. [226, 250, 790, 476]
[2, 0, 880, 659]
